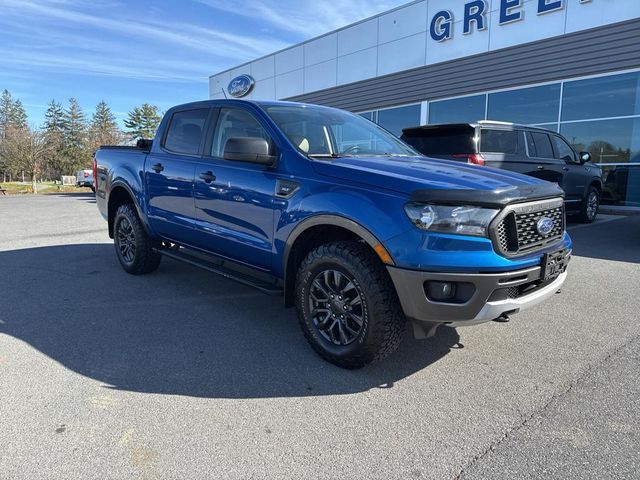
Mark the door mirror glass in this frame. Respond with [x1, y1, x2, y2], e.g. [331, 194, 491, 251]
[223, 137, 276, 166]
[579, 151, 591, 164]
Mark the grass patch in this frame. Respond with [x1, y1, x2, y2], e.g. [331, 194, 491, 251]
[0, 182, 90, 195]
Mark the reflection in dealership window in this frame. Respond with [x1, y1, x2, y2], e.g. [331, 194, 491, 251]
[561, 118, 640, 206]
[561, 72, 640, 121]
[487, 84, 560, 125]
[429, 95, 485, 124]
[376, 104, 421, 137]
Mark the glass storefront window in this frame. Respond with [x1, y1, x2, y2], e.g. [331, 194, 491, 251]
[487, 84, 560, 125]
[561, 117, 640, 206]
[561, 72, 640, 121]
[429, 95, 486, 124]
[359, 111, 374, 121]
[376, 104, 421, 137]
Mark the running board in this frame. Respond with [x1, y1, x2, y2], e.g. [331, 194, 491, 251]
[156, 247, 283, 296]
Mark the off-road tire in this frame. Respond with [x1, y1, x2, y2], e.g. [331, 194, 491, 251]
[113, 204, 162, 275]
[295, 241, 405, 369]
[576, 186, 599, 223]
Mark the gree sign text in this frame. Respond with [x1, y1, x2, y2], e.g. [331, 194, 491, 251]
[430, 0, 593, 42]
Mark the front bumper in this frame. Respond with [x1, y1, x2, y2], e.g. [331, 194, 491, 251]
[387, 259, 569, 327]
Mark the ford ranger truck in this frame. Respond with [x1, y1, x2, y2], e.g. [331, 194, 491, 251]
[94, 100, 571, 369]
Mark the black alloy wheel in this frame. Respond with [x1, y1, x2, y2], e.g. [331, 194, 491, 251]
[309, 269, 365, 346]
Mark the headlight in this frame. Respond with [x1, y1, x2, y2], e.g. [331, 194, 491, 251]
[404, 203, 499, 237]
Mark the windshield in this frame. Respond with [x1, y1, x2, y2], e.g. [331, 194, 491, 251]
[262, 104, 417, 157]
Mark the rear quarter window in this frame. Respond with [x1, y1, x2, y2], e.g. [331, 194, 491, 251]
[401, 128, 475, 155]
[480, 129, 519, 154]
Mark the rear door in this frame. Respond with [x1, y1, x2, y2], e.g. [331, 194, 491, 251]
[145, 108, 210, 244]
[192, 106, 279, 270]
[523, 131, 567, 186]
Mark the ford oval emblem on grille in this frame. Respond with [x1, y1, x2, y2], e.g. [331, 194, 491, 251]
[536, 217, 555, 236]
[227, 74, 255, 98]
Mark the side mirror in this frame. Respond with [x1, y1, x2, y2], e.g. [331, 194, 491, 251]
[223, 137, 277, 166]
[578, 151, 591, 164]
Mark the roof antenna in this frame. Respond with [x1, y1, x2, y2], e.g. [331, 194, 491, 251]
[221, 88, 228, 99]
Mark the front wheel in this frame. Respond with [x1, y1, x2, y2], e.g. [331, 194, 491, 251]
[295, 242, 405, 369]
[113, 204, 162, 274]
[577, 186, 599, 223]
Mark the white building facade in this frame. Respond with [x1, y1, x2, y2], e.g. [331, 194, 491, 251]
[210, 0, 640, 208]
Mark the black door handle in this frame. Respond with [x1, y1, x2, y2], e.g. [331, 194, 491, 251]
[151, 163, 164, 173]
[537, 165, 544, 170]
[199, 171, 216, 183]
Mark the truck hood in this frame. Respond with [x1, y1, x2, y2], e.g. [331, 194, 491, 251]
[312, 155, 564, 206]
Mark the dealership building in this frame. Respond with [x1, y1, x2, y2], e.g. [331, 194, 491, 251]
[210, 0, 640, 208]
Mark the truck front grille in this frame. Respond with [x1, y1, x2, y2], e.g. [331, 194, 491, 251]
[491, 198, 565, 257]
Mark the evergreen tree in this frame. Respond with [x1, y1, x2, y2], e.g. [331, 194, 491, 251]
[61, 98, 90, 173]
[42, 99, 66, 178]
[90, 100, 121, 148]
[10, 99, 28, 130]
[0, 89, 28, 138]
[124, 103, 161, 140]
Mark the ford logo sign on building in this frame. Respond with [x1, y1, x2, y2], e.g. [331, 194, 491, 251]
[227, 75, 255, 98]
[536, 217, 555, 236]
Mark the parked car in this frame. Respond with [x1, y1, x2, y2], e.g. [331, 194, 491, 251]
[95, 100, 571, 368]
[401, 121, 603, 222]
[76, 169, 95, 192]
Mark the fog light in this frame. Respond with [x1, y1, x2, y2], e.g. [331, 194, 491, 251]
[426, 281, 456, 301]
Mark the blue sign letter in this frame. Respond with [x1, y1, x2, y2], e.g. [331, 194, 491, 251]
[464, 0, 487, 34]
[500, 0, 523, 24]
[538, 0, 563, 14]
[430, 10, 453, 42]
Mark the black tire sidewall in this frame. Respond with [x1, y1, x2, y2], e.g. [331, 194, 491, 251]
[113, 207, 139, 272]
[580, 187, 600, 223]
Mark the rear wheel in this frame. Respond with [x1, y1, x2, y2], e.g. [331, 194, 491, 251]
[577, 186, 599, 223]
[113, 204, 161, 274]
[295, 242, 405, 369]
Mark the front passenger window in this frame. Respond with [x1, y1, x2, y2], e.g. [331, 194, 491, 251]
[212, 108, 271, 159]
[551, 135, 577, 163]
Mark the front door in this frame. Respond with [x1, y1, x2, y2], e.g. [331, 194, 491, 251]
[193, 106, 279, 271]
[550, 134, 587, 204]
[145, 108, 210, 243]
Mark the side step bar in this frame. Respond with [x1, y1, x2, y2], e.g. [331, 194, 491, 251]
[156, 247, 283, 296]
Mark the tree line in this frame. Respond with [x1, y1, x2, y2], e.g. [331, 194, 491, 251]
[0, 89, 163, 189]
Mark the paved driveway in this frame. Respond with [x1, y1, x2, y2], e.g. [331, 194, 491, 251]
[1, 193, 638, 479]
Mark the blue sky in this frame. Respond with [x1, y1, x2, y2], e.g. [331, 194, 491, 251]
[0, 0, 407, 129]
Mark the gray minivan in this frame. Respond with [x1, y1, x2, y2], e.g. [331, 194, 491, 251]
[401, 121, 603, 222]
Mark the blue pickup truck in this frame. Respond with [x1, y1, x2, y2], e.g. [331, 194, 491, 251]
[95, 99, 571, 368]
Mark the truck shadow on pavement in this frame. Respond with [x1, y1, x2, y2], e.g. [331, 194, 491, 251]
[0, 244, 460, 399]
[49, 192, 96, 203]
[568, 215, 640, 264]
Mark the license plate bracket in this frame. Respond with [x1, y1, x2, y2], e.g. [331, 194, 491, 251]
[542, 248, 569, 282]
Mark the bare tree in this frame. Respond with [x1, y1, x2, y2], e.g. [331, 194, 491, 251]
[0, 125, 51, 193]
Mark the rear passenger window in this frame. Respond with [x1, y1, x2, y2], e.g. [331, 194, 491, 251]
[480, 129, 518, 154]
[163, 109, 209, 155]
[529, 132, 554, 159]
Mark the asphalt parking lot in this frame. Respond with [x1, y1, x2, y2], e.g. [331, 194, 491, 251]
[1, 193, 639, 479]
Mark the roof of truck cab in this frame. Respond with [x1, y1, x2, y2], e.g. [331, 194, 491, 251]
[402, 122, 556, 135]
[168, 98, 324, 111]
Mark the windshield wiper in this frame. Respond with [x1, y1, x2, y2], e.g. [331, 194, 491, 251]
[308, 153, 352, 159]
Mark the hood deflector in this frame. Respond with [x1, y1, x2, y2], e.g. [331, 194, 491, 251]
[410, 182, 565, 208]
